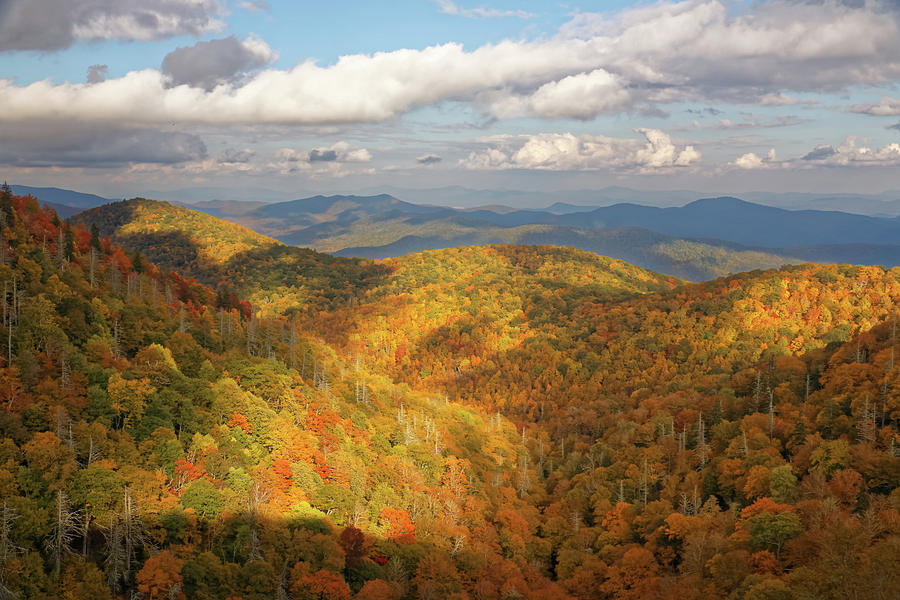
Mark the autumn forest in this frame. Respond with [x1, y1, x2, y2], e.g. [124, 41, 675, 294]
[0, 188, 898, 600]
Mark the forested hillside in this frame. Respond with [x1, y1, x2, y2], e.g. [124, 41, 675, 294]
[5, 189, 900, 599]
[75, 199, 389, 317]
[0, 190, 553, 599]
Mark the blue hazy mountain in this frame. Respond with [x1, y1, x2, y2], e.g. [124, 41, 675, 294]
[11, 185, 113, 210]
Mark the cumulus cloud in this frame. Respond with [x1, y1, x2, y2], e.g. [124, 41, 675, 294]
[733, 148, 777, 169]
[435, 0, 533, 19]
[2, 0, 899, 127]
[478, 69, 632, 119]
[729, 138, 900, 170]
[0, 40, 596, 126]
[276, 142, 372, 165]
[161, 35, 276, 90]
[557, 0, 900, 104]
[801, 137, 900, 166]
[461, 129, 700, 172]
[0, 0, 224, 51]
[0, 123, 206, 167]
[417, 154, 442, 165]
[849, 97, 900, 116]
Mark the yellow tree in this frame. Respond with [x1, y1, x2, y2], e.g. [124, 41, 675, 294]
[107, 373, 154, 429]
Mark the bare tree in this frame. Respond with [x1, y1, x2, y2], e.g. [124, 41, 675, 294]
[0, 501, 22, 598]
[45, 490, 79, 575]
[104, 488, 154, 595]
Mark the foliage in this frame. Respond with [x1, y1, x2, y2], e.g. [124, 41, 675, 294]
[0, 193, 896, 599]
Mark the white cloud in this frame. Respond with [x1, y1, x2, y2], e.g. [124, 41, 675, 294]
[478, 69, 632, 119]
[161, 35, 277, 90]
[276, 142, 372, 164]
[733, 148, 776, 169]
[435, 0, 533, 19]
[1, 1, 898, 128]
[461, 129, 701, 172]
[0, 0, 224, 51]
[558, 0, 900, 104]
[0, 39, 599, 126]
[802, 137, 900, 166]
[730, 139, 900, 170]
[849, 97, 900, 116]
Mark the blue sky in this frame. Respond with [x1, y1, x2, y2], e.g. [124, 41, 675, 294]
[1, 0, 900, 201]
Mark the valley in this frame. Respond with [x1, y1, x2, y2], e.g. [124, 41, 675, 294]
[0, 185, 893, 598]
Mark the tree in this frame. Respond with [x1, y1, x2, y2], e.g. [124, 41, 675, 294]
[740, 498, 803, 558]
[45, 490, 78, 575]
[355, 579, 401, 600]
[292, 568, 352, 600]
[412, 552, 464, 600]
[339, 526, 366, 571]
[180, 479, 223, 519]
[0, 501, 22, 598]
[0, 183, 11, 223]
[107, 373, 154, 429]
[378, 508, 415, 543]
[600, 547, 661, 600]
[768, 465, 798, 503]
[61, 561, 113, 600]
[89, 223, 102, 251]
[136, 550, 185, 600]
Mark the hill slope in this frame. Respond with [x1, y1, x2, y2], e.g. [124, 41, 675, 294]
[335, 225, 803, 281]
[77, 199, 679, 312]
[0, 188, 564, 600]
[17, 185, 900, 599]
[75, 198, 281, 264]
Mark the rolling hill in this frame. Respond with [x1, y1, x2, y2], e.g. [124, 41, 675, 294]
[334, 225, 802, 281]
[75, 198, 280, 259]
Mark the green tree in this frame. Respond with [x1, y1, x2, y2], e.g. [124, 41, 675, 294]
[180, 479, 223, 519]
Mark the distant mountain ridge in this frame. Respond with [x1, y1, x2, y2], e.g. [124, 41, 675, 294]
[548, 197, 900, 247]
[194, 193, 900, 277]
[17, 184, 900, 280]
[11, 184, 113, 209]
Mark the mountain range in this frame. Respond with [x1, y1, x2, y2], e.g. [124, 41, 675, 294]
[183, 193, 900, 279]
[12, 184, 900, 281]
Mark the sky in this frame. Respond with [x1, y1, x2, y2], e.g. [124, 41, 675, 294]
[2, 0, 900, 201]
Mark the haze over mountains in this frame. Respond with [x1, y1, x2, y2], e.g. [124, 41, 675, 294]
[12, 184, 900, 281]
[185, 193, 900, 278]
